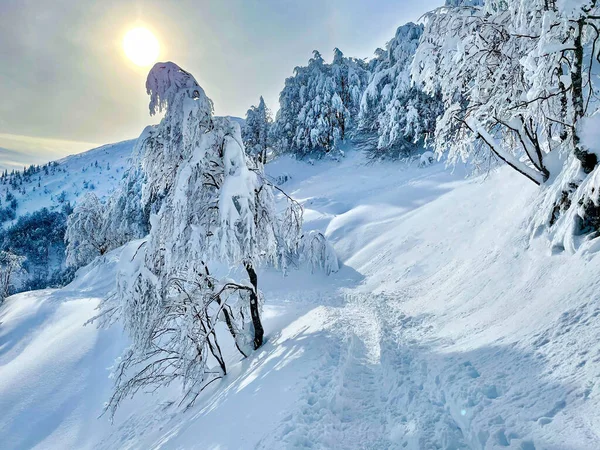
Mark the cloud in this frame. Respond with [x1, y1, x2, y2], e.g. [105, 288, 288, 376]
[0, 134, 98, 171]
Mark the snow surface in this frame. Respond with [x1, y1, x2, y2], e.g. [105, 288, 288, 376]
[2, 150, 600, 449]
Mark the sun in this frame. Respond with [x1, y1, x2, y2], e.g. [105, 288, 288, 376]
[123, 27, 159, 67]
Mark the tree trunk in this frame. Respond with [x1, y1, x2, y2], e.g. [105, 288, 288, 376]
[221, 301, 249, 358]
[206, 328, 227, 375]
[205, 265, 248, 358]
[3, 267, 12, 300]
[463, 117, 545, 185]
[244, 262, 264, 349]
[571, 18, 598, 174]
[260, 146, 267, 165]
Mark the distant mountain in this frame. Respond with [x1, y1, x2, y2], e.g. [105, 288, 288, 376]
[0, 139, 136, 223]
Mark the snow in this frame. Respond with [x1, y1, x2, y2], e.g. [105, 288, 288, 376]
[2, 149, 600, 448]
[0, 250, 125, 449]
[419, 151, 435, 167]
[146, 62, 212, 118]
[580, 114, 600, 157]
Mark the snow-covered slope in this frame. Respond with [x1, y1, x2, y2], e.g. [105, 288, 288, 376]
[1, 151, 600, 449]
[0, 250, 126, 449]
[0, 139, 135, 221]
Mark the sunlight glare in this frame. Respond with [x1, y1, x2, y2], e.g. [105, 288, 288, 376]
[123, 27, 159, 67]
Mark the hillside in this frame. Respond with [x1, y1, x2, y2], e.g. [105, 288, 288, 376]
[0, 140, 136, 222]
[1, 150, 599, 449]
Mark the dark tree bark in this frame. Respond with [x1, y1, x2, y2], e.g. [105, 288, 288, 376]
[202, 320, 227, 375]
[244, 261, 264, 349]
[260, 147, 267, 165]
[221, 302, 248, 358]
[571, 18, 598, 174]
[205, 265, 248, 358]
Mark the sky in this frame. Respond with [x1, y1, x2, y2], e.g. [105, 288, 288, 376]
[0, 0, 441, 169]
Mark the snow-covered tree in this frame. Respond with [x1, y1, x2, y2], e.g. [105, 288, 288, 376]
[299, 231, 339, 275]
[330, 48, 368, 142]
[0, 251, 25, 302]
[102, 135, 150, 248]
[104, 244, 257, 417]
[359, 23, 442, 158]
[444, 0, 483, 5]
[412, 0, 600, 250]
[525, 0, 600, 250]
[243, 96, 272, 163]
[273, 49, 369, 157]
[412, 2, 550, 183]
[65, 193, 108, 268]
[1, 208, 71, 291]
[102, 62, 305, 415]
[65, 159, 148, 271]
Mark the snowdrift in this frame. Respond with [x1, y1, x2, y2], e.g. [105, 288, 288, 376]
[1, 151, 600, 449]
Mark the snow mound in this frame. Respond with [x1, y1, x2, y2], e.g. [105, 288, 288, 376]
[419, 150, 435, 167]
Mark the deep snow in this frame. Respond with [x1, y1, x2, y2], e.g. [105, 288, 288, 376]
[1, 150, 600, 449]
